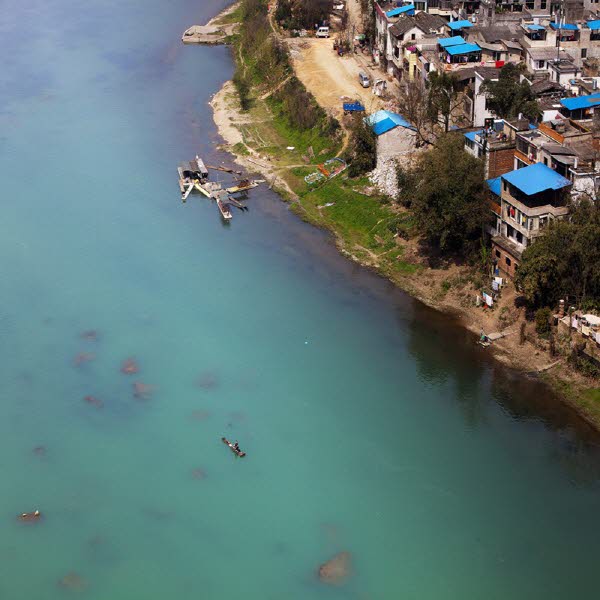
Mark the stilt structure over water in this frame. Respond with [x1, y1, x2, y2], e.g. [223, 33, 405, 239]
[177, 156, 263, 222]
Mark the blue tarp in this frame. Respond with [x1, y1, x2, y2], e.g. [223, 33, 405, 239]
[587, 20, 600, 31]
[526, 24, 545, 31]
[367, 110, 414, 136]
[464, 130, 482, 142]
[386, 4, 415, 17]
[446, 42, 481, 56]
[486, 177, 501, 197]
[501, 163, 571, 196]
[560, 93, 600, 111]
[448, 20, 473, 30]
[437, 36, 465, 48]
[549, 22, 578, 30]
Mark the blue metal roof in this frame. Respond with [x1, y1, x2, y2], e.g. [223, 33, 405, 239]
[446, 42, 481, 56]
[448, 20, 473, 30]
[486, 177, 501, 197]
[560, 93, 600, 111]
[501, 163, 571, 196]
[437, 35, 465, 48]
[366, 110, 414, 136]
[587, 20, 600, 31]
[527, 24, 545, 31]
[386, 4, 415, 17]
[464, 130, 482, 142]
[549, 22, 578, 30]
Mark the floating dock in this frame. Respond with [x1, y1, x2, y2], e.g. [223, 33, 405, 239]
[177, 156, 262, 222]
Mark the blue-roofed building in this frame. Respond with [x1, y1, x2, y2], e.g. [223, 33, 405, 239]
[447, 20, 473, 33]
[463, 119, 526, 180]
[437, 35, 465, 48]
[366, 110, 415, 135]
[386, 4, 415, 17]
[491, 163, 572, 276]
[521, 22, 548, 42]
[443, 41, 481, 64]
[560, 93, 600, 120]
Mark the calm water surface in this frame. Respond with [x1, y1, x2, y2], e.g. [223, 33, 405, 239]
[2, 1, 600, 598]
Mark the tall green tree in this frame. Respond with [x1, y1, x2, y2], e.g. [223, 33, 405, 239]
[410, 134, 489, 254]
[515, 200, 600, 308]
[347, 113, 376, 177]
[481, 63, 541, 121]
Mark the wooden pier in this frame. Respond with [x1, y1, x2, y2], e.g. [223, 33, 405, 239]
[177, 156, 262, 222]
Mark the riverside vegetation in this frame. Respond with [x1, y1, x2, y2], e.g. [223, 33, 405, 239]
[216, 0, 600, 427]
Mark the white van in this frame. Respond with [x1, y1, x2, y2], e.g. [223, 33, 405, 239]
[358, 71, 371, 88]
[316, 26, 330, 38]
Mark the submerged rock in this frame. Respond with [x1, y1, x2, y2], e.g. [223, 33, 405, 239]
[120, 358, 139, 375]
[190, 409, 211, 421]
[133, 382, 154, 400]
[83, 395, 104, 409]
[191, 467, 207, 480]
[58, 572, 87, 591]
[80, 330, 98, 341]
[196, 372, 218, 390]
[33, 445, 47, 456]
[73, 352, 95, 367]
[318, 552, 351, 585]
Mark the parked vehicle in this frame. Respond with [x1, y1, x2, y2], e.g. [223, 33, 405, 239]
[358, 71, 371, 88]
[343, 101, 365, 114]
[316, 26, 330, 38]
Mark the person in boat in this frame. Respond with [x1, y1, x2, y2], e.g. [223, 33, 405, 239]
[233, 441, 240, 452]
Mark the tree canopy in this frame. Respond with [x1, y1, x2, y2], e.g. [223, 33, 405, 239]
[515, 200, 600, 308]
[481, 63, 541, 122]
[426, 72, 461, 133]
[347, 113, 376, 177]
[275, 0, 333, 29]
[410, 133, 489, 255]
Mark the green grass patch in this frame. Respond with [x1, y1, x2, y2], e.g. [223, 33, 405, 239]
[232, 142, 250, 156]
[214, 3, 243, 25]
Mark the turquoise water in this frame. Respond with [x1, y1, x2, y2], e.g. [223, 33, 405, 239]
[2, 1, 600, 598]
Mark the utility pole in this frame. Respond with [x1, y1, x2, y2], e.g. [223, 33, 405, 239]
[555, 0, 564, 66]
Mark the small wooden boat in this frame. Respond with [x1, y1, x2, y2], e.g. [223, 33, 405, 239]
[194, 182, 211, 197]
[226, 179, 264, 194]
[18, 510, 42, 523]
[216, 198, 232, 221]
[222, 437, 245, 457]
[182, 183, 194, 202]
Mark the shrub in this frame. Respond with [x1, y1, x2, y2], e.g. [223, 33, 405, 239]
[535, 307, 552, 336]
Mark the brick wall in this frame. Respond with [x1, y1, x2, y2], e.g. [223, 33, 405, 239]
[488, 147, 516, 179]
[492, 241, 519, 279]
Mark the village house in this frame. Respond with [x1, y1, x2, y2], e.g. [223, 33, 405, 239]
[387, 11, 447, 79]
[464, 118, 532, 177]
[491, 162, 572, 277]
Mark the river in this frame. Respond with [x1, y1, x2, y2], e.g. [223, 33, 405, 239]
[2, 1, 600, 598]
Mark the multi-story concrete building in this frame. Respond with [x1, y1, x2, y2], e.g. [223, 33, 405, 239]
[491, 162, 572, 277]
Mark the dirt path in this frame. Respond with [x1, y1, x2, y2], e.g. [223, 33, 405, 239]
[288, 38, 384, 120]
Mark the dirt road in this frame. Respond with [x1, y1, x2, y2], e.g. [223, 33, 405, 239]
[289, 38, 384, 119]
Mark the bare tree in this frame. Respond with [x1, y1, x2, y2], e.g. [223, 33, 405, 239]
[397, 79, 435, 147]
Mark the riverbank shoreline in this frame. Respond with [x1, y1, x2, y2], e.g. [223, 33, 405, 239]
[203, 2, 600, 433]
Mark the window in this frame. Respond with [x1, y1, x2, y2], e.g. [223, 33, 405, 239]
[411, 33, 416, 40]
[495, 250, 501, 258]
[541, 0, 547, 7]
[582, 48, 587, 59]
[526, 0, 534, 8]
[537, 60, 546, 69]
[505, 257, 512, 266]
[543, 157, 548, 166]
